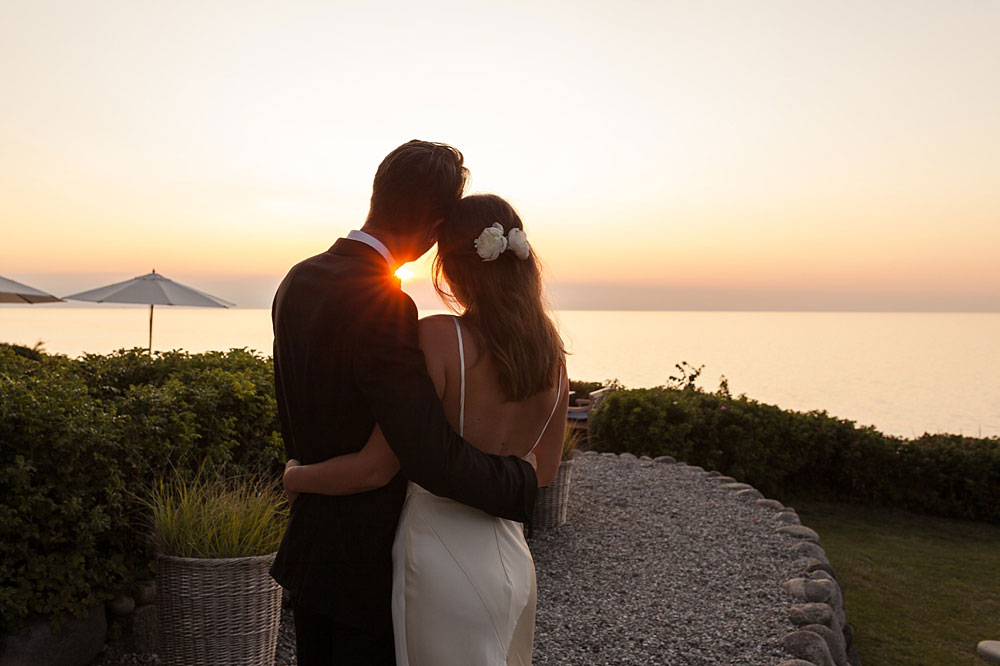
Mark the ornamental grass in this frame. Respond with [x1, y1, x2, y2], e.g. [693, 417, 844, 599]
[147, 474, 287, 559]
[563, 426, 582, 460]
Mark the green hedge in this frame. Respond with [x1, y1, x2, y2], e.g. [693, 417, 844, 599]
[76, 348, 283, 477]
[0, 349, 128, 632]
[0, 346, 282, 633]
[590, 386, 1000, 524]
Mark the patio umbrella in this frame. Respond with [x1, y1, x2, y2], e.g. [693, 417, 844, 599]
[64, 270, 235, 352]
[0, 275, 64, 303]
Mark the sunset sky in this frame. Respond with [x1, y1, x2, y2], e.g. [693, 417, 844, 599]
[2, 0, 998, 310]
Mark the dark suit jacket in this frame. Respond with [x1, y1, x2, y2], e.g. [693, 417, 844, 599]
[269, 238, 538, 629]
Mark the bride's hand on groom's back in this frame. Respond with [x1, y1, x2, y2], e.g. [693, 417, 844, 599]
[283, 459, 301, 506]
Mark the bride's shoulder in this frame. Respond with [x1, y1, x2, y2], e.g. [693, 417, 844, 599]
[416, 314, 458, 348]
[417, 313, 456, 332]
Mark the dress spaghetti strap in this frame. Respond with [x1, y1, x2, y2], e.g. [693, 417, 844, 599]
[453, 316, 466, 437]
[528, 369, 562, 455]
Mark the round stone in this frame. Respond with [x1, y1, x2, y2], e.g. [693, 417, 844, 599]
[792, 540, 830, 564]
[801, 623, 848, 666]
[776, 525, 821, 542]
[781, 629, 836, 666]
[789, 602, 835, 628]
[781, 577, 809, 600]
[756, 498, 785, 510]
[804, 578, 842, 609]
[979, 640, 1000, 664]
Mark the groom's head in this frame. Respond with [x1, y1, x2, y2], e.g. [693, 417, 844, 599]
[364, 140, 468, 263]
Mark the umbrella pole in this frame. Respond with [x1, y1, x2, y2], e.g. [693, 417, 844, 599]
[148, 304, 154, 354]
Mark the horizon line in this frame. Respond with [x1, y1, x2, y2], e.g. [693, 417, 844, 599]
[3, 303, 998, 315]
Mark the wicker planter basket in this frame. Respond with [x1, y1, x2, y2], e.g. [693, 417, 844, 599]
[156, 553, 282, 666]
[532, 457, 575, 528]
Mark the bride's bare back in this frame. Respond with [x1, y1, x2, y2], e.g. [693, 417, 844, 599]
[419, 314, 568, 483]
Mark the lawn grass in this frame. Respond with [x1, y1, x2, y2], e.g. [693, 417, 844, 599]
[788, 499, 1000, 666]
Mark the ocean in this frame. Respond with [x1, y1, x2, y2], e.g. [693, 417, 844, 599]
[2, 306, 998, 439]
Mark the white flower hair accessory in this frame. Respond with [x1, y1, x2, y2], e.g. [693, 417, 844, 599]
[474, 223, 531, 262]
[474, 223, 508, 261]
[506, 227, 530, 260]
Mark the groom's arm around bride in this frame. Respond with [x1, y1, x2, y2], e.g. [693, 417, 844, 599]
[352, 285, 538, 519]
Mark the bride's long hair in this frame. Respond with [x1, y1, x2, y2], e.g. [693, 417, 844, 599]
[433, 194, 564, 402]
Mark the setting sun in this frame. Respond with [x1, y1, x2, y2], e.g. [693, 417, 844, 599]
[394, 266, 415, 282]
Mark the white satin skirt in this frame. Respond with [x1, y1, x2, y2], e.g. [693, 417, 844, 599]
[391, 482, 536, 666]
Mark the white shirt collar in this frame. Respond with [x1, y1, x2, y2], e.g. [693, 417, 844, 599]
[345, 230, 396, 269]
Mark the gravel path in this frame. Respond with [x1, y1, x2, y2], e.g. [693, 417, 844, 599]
[528, 453, 798, 665]
[100, 452, 802, 665]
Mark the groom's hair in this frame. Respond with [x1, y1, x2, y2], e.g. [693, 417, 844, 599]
[367, 140, 468, 232]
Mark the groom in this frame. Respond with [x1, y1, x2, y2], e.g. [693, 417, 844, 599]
[270, 140, 539, 665]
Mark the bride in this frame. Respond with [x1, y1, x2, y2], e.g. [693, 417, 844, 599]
[283, 193, 569, 666]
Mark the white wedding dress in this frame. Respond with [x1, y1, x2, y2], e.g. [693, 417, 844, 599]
[391, 317, 561, 666]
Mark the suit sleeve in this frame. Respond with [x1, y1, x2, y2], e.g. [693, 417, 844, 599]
[351, 291, 537, 523]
